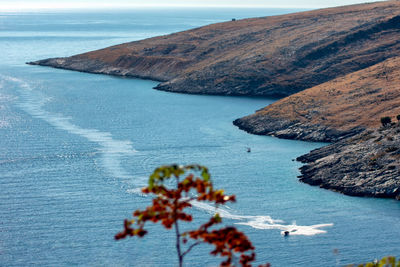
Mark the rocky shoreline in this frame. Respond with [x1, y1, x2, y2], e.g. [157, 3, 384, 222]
[296, 125, 400, 200]
[27, 57, 169, 82]
[234, 115, 400, 200]
[232, 54, 400, 199]
[233, 115, 364, 143]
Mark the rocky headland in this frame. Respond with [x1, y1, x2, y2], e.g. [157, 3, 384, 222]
[297, 124, 400, 200]
[234, 54, 400, 199]
[28, 1, 400, 199]
[234, 56, 400, 142]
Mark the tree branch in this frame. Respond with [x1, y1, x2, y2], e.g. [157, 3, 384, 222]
[174, 221, 183, 267]
[182, 241, 202, 258]
[174, 176, 183, 267]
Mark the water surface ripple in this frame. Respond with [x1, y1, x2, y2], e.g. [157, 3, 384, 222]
[0, 9, 399, 267]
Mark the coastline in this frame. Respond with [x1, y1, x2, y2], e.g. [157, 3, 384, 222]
[297, 125, 400, 200]
[27, 2, 400, 97]
[26, 1, 400, 200]
[30, 56, 400, 200]
[232, 115, 364, 143]
[4, 8, 400, 267]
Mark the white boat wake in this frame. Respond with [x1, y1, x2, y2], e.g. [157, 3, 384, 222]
[3, 75, 139, 183]
[3, 74, 333, 236]
[190, 200, 333, 236]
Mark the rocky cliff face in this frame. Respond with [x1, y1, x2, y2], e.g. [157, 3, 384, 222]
[297, 124, 400, 200]
[29, 1, 400, 97]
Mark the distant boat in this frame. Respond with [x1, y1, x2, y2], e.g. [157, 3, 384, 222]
[282, 231, 290, 236]
[247, 147, 251, 153]
[281, 229, 297, 236]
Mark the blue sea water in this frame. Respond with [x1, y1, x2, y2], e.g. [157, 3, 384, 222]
[0, 8, 399, 267]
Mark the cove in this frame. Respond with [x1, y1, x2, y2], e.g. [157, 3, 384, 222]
[0, 9, 399, 267]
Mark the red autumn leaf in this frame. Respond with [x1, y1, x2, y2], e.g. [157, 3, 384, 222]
[116, 165, 268, 267]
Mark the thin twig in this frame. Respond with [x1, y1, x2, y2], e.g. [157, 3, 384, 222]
[182, 241, 202, 258]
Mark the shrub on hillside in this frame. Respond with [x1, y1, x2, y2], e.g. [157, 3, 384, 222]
[381, 116, 392, 127]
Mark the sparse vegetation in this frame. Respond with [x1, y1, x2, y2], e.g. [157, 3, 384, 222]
[381, 116, 392, 127]
[370, 151, 386, 161]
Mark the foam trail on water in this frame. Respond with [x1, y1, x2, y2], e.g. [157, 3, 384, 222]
[4, 75, 137, 181]
[236, 219, 333, 236]
[5, 75, 333, 236]
[190, 200, 282, 223]
[0, 79, 18, 128]
[190, 201, 333, 236]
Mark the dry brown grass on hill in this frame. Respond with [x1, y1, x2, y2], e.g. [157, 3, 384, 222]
[33, 0, 400, 96]
[254, 56, 400, 131]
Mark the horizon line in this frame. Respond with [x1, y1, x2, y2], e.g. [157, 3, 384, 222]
[0, 3, 345, 12]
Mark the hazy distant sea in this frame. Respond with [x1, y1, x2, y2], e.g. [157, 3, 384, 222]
[0, 8, 399, 266]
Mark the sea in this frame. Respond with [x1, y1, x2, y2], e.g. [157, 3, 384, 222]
[0, 8, 399, 267]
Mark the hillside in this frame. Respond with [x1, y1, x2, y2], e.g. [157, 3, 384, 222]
[234, 56, 400, 142]
[29, 1, 400, 97]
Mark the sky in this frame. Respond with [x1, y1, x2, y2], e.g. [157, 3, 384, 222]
[0, 0, 386, 11]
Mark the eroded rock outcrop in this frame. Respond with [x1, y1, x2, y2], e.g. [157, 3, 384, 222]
[297, 125, 400, 199]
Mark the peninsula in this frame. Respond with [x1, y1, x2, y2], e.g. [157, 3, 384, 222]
[29, 1, 400, 97]
[28, 1, 400, 199]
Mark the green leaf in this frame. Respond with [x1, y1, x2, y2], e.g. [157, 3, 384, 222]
[201, 170, 210, 182]
[379, 257, 387, 266]
[214, 213, 222, 223]
[148, 178, 154, 190]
